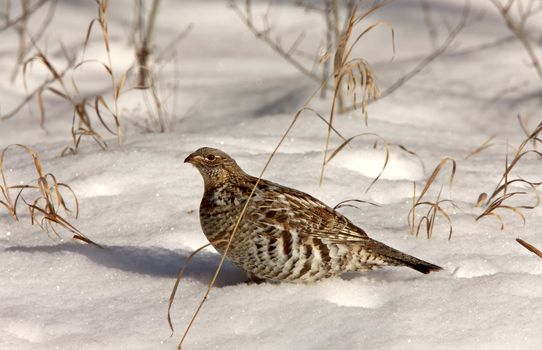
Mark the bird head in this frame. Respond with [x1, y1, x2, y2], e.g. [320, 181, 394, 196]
[185, 147, 245, 188]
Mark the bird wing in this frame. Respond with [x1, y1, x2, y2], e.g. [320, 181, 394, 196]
[244, 178, 370, 243]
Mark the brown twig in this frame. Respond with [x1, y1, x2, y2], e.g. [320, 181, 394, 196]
[229, 0, 322, 83]
[491, 0, 542, 80]
[420, 0, 438, 50]
[0, 0, 48, 32]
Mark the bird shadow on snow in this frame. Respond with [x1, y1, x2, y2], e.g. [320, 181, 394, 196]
[4, 243, 247, 287]
[4, 241, 442, 290]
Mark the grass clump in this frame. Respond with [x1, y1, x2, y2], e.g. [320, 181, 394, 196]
[408, 157, 457, 240]
[0, 144, 99, 246]
[476, 119, 541, 230]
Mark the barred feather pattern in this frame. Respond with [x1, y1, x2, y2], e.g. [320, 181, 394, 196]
[187, 147, 442, 283]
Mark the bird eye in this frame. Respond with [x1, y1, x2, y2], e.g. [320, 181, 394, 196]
[206, 155, 216, 161]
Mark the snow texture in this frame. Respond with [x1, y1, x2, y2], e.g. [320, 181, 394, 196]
[1, 0, 542, 349]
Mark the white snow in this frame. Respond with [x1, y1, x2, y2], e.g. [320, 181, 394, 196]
[1, 0, 542, 349]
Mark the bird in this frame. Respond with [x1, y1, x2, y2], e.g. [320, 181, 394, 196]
[185, 147, 442, 283]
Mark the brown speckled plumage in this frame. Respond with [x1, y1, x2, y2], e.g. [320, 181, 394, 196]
[185, 147, 442, 282]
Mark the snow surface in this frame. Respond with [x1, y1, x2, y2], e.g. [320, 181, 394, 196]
[1, 0, 542, 349]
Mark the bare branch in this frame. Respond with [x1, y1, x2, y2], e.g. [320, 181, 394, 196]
[491, 0, 542, 80]
[229, 0, 322, 83]
[0, 0, 48, 32]
[343, 0, 469, 112]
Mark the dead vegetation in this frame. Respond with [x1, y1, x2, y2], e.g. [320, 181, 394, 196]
[464, 134, 496, 160]
[516, 238, 542, 260]
[491, 0, 542, 80]
[318, 1, 392, 184]
[130, 0, 192, 132]
[2, 0, 189, 150]
[408, 158, 458, 240]
[231, 0, 387, 115]
[0, 0, 57, 83]
[0, 144, 99, 246]
[1, 0, 127, 155]
[232, 0, 469, 113]
[230, 0, 325, 84]
[475, 118, 542, 230]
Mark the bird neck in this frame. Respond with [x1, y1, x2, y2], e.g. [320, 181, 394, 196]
[201, 169, 250, 192]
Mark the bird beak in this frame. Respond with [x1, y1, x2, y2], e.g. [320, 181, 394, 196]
[185, 153, 203, 165]
[184, 154, 195, 164]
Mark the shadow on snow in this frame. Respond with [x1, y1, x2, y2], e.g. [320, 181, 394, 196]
[4, 243, 247, 287]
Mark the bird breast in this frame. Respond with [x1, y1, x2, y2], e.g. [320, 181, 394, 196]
[199, 184, 245, 243]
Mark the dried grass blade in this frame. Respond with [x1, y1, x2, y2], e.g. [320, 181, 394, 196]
[465, 134, 496, 160]
[333, 198, 380, 210]
[417, 157, 456, 202]
[37, 89, 46, 129]
[516, 238, 542, 259]
[167, 242, 213, 336]
[325, 133, 389, 193]
[94, 96, 117, 135]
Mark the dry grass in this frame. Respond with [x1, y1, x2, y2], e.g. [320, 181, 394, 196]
[133, 0, 160, 88]
[516, 238, 542, 260]
[130, 0, 191, 133]
[0, 144, 99, 246]
[167, 242, 212, 336]
[408, 157, 458, 240]
[343, 0, 470, 112]
[330, 2, 387, 118]
[322, 132, 390, 191]
[319, 2, 392, 184]
[2, 0, 183, 142]
[3, 0, 128, 155]
[464, 134, 496, 160]
[69, 0, 126, 150]
[476, 120, 542, 230]
[333, 198, 380, 210]
[235, 0, 465, 110]
[518, 114, 541, 155]
[231, 0, 392, 110]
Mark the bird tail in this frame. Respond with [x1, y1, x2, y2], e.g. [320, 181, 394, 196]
[367, 240, 442, 274]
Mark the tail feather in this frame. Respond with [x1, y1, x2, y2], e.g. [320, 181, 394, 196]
[401, 258, 442, 274]
[368, 240, 442, 274]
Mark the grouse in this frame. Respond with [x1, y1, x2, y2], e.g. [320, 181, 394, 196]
[185, 147, 442, 282]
